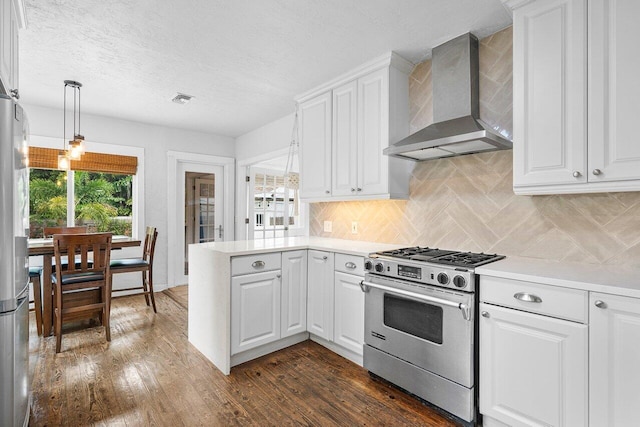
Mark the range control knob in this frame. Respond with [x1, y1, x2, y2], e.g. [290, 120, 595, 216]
[375, 262, 384, 273]
[453, 275, 466, 288]
[437, 272, 449, 285]
[364, 260, 373, 271]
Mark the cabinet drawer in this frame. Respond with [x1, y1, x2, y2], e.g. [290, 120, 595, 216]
[480, 276, 587, 323]
[334, 253, 364, 276]
[231, 252, 281, 276]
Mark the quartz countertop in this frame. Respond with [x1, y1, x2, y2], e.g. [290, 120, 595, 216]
[189, 236, 403, 257]
[477, 256, 640, 298]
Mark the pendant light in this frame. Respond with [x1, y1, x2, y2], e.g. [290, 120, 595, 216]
[58, 80, 85, 169]
[284, 105, 300, 216]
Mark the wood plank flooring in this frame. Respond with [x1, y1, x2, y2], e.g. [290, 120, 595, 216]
[28, 291, 459, 426]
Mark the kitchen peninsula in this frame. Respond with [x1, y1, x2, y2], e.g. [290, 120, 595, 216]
[188, 236, 400, 375]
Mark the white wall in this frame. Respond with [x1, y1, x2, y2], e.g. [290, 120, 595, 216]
[24, 103, 235, 288]
[235, 113, 294, 162]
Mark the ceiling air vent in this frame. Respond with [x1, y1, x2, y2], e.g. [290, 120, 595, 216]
[171, 93, 194, 105]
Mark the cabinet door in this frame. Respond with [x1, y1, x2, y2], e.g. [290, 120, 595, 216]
[333, 271, 364, 355]
[299, 92, 332, 198]
[588, 0, 640, 182]
[231, 270, 281, 355]
[0, 0, 12, 91]
[332, 80, 358, 197]
[590, 293, 640, 426]
[357, 67, 389, 196]
[306, 250, 334, 340]
[512, 0, 587, 188]
[281, 250, 307, 338]
[479, 303, 587, 427]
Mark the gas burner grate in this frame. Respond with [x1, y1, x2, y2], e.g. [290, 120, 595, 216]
[378, 247, 457, 259]
[429, 252, 506, 268]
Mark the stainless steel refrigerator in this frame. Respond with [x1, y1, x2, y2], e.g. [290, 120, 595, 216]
[0, 94, 30, 427]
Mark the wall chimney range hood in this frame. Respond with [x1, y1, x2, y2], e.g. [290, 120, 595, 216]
[384, 33, 512, 161]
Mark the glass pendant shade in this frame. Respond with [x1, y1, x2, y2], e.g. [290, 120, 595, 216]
[57, 151, 70, 170]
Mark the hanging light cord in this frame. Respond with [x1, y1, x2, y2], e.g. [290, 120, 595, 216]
[284, 104, 299, 178]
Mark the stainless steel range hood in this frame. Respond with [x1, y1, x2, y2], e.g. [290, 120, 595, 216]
[384, 33, 512, 161]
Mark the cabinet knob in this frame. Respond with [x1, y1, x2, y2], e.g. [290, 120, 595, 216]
[481, 311, 490, 318]
[572, 171, 582, 178]
[322, 256, 328, 261]
[10, 89, 19, 99]
[592, 169, 602, 176]
[251, 260, 265, 268]
[276, 274, 281, 279]
[356, 188, 362, 192]
[325, 190, 330, 194]
[350, 188, 355, 192]
[594, 300, 607, 309]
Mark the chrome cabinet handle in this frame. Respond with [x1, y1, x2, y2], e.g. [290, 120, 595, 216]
[276, 273, 281, 279]
[514, 292, 542, 303]
[360, 280, 472, 321]
[10, 89, 19, 99]
[594, 300, 607, 309]
[351, 188, 356, 192]
[573, 171, 582, 178]
[251, 260, 265, 268]
[322, 256, 328, 261]
[325, 190, 330, 194]
[356, 188, 362, 192]
[481, 311, 490, 318]
[593, 169, 602, 176]
[345, 262, 357, 270]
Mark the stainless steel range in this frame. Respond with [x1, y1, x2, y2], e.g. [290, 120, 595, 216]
[361, 247, 505, 425]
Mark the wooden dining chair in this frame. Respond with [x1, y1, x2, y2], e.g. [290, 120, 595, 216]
[43, 225, 88, 237]
[52, 232, 112, 353]
[110, 227, 158, 312]
[29, 267, 44, 336]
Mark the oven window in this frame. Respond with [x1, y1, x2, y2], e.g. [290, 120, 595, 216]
[383, 294, 443, 344]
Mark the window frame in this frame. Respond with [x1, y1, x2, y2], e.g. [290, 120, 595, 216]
[29, 135, 145, 239]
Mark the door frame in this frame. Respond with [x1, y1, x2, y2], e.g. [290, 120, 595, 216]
[167, 151, 234, 287]
[236, 148, 308, 241]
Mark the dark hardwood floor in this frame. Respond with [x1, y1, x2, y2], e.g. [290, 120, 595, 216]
[28, 291, 459, 426]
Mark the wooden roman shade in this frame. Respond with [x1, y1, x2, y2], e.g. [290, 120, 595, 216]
[29, 147, 138, 175]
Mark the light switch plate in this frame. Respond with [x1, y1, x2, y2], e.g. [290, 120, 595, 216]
[351, 221, 358, 234]
[323, 221, 332, 233]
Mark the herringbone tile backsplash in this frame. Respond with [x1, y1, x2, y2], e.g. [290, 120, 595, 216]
[309, 27, 640, 267]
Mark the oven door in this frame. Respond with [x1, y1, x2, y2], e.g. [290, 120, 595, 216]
[362, 274, 474, 388]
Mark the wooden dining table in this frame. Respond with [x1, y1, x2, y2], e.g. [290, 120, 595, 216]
[28, 235, 141, 336]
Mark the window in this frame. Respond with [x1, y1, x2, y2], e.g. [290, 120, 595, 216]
[27, 143, 139, 239]
[250, 169, 302, 240]
[29, 169, 134, 238]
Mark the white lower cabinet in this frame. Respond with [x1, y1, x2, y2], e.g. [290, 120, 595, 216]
[333, 271, 364, 356]
[479, 277, 588, 427]
[231, 269, 281, 355]
[306, 250, 334, 340]
[589, 293, 640, 426]
[281, 250, 307, 338]
[231, 250, 307, 356]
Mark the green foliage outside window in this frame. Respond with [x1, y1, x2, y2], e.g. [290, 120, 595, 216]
[29, 169, 133, 238]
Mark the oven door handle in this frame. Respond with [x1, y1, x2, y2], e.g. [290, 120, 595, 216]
[359, 280, 471, 321]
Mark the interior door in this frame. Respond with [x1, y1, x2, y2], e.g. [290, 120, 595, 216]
[178, 165, 224, 285]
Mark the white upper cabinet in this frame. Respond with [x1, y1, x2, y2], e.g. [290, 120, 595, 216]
[296, 53, 412, 202]
[0, 0, 20, 98]
[588, 0, 640, 183]
[508, 0, 640, 194]
[299, 92, 332, 199]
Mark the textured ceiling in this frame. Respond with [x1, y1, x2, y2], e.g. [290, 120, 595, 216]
[20, 0, 511, 138]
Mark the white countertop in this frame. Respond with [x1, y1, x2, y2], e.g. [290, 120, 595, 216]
[477, 256, 640, 298]
[190, 236, 403, 257]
